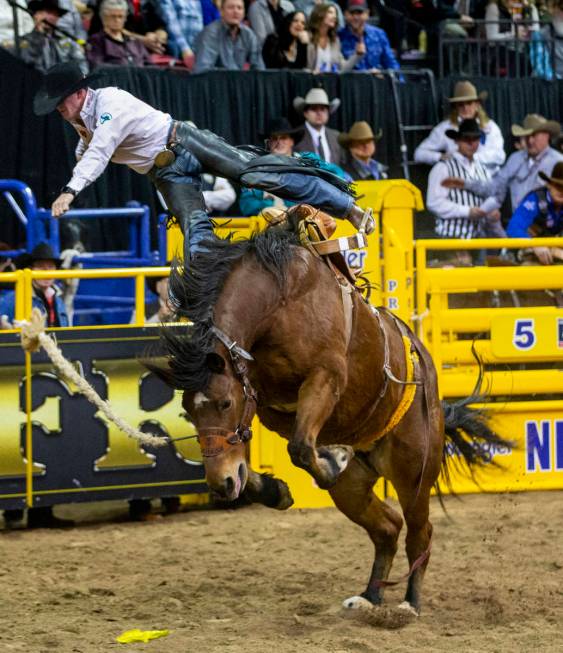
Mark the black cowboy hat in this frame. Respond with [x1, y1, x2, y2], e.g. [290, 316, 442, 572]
[445, 118, 483, 141]
[539, 161, 563, 189]
[27, 0, 68, 17]
[15, 242, 61, 269]
[258, 117, 305, 141]
[33, 61, 103, 116]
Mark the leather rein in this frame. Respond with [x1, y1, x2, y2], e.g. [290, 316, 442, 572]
[196, 326, 258, 458]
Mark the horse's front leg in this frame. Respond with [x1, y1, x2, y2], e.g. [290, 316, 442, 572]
[243, 468, 294, 510]
[287, 367, 353, 489]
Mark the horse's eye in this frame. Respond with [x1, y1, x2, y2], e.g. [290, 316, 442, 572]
[218, 400, 232, 411]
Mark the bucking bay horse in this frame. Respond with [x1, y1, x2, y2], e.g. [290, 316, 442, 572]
[148, 205, 510, 617]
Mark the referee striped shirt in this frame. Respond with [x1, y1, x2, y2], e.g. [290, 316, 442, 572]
[427, 152, 491, 239]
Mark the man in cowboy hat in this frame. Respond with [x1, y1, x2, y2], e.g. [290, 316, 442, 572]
[506, 161, 563, 265]
[427, 119, 505, 249]
[0, 242, 70, 329]
[442, 113, 563, 214]
[415, 80, 505, 171]
[38, 63, 374, 263]
[240, 117, 350, 215]
[293, 87, 345, 166]
[338, 121, 387, 181]
[17, 0, 87, 74]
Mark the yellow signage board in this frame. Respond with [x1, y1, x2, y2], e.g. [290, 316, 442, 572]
[491, 313, 563, 359]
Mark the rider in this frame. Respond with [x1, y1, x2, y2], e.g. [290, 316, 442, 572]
[35, 62, 373, 261]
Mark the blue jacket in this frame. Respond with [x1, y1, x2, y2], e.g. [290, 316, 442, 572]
[338, 24, 400, 72]
[0, 288, 70, 327]
[506, 189, 563, 239]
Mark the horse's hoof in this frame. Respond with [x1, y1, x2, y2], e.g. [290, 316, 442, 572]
[275, 480, 294, 510]
[397, 601, 419, 617]
[342, 595, 374, 610]
[317, 445, 354, 488]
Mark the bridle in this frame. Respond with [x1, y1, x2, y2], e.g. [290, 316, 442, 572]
[196, 326, 258, 458]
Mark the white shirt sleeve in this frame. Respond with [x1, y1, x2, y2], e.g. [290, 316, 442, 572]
[74, 138, 87, 161]
[203, 177, 236, 212]
[414, 121, 449, 165]
[479, 120, 506, 168]
[67, 100, 137, 193]
[426, 161, 471, 219]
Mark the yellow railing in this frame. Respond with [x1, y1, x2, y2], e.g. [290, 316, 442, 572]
[0, 266, 171, 328]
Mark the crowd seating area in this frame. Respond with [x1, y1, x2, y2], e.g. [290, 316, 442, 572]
[1, 0, 561, 78]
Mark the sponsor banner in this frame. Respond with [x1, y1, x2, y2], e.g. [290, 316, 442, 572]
[0, 327, 206, 510]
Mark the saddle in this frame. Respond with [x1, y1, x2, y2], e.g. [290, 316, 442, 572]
[262, 204, 364, 286]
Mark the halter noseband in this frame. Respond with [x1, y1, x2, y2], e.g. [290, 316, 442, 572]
[196, 326, 258, 458]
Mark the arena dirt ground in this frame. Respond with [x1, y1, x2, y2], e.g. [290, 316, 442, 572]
[1, 490, 561, 653]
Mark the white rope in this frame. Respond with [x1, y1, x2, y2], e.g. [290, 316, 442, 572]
[20, 308, 167, 448]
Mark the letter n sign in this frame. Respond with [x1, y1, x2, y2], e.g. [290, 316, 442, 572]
[526, 420, 550, 472]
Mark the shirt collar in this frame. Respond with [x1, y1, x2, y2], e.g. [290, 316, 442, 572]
[305, 121, 326, 140]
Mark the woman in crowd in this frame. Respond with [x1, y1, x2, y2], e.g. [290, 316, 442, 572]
[262, 10, 309, 69]
[414, 80, 505, 172]
[87, 0, 150, 67]
[306, 3, 359, 71]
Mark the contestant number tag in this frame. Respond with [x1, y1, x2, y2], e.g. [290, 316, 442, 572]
[491, 314, 563, 358]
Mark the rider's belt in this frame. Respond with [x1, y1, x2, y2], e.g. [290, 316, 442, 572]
[311, 233, 367, 256]
[154, 121, 179, 168]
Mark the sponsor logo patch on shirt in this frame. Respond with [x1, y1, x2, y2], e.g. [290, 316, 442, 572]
[100, 113, 112, 125]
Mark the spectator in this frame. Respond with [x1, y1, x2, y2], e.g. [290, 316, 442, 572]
[414, 81, 505, 172]
[202, 175, 236, 214]
[0, 242, 70, 328]
[88, 1, 169, 55]
[436, 0, 475, 38]
[1, 242, 74, 529]
[0, 0, 34, 48]
[87, 0, 150, 67]
[262, 10, 309, 68]
[306, 3, 359, 71]
[427, 119, 505, 255]
[240, 117, 349, 215]
[194, 0, 265, 72]
[293, 0, 345, 28]
[248, 0, 296, 46]
[506, 161, 563, 264]
[17, 0, 88, 74]
[153, 0, 205, 66]
[338, 0, 401, 72]
[485, 0, 539, 41]
[442, 114, 563, 214]
[58, 0, 88, 42]
[338, 121, 388, 181]
[546, 0, 563, 78]
[293, 87, 345, 165]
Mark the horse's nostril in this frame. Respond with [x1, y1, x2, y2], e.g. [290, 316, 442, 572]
[238, 463, 245, 484]
[224, 476, 235, 496]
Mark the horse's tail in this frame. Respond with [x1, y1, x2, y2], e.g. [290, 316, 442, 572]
[435, 343, 514, 501]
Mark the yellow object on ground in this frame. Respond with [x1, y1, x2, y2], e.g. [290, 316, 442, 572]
[116, 629, 170, 644]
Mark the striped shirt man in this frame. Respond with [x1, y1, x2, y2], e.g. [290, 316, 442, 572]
[427, 151, 492, 239]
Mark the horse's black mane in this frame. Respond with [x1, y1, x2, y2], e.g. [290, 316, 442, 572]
[147, 218, 301, 392]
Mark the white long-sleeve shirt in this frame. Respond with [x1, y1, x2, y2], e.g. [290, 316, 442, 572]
[427, 151, 492, 238]
[68, 87, 171, 193]
[202, 175, 236, 212]
[414, 118, 506, 171]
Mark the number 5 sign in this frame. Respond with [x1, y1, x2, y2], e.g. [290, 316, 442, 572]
[513, 319, 536, 350]
[491, 313, 563, 359]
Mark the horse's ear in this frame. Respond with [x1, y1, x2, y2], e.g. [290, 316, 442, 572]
[206, 352, 226, 374]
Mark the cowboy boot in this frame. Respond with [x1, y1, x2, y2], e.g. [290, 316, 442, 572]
[156, 181, 214, 261]
[346, 205, 376, 235]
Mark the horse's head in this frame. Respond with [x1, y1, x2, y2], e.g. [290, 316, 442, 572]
[183, 349, 255, 502]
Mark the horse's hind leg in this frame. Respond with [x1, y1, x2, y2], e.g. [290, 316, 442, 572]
[328, 456, 403, 609]
[392, 480, 434, 616]
[243, 468, 294, 510]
